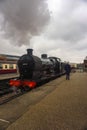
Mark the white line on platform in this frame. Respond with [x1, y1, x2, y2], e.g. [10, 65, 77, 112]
[0, 119, 10, 123]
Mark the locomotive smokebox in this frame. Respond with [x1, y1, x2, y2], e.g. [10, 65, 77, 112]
[41, 54, 47, 59]
[27, 49, 33, 55]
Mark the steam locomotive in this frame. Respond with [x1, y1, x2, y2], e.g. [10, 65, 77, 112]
[9, 49, 65, 91]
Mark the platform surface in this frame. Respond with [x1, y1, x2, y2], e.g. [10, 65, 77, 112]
[0, 72, 87, 130]
[0, 73, 19, 80]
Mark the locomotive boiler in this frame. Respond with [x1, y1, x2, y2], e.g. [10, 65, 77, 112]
[18, 49, 42, 80]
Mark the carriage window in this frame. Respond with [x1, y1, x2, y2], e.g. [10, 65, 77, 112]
[5, 65, 8, 69]
[9, 64, 13, 69]
[0, 64, 3, 69]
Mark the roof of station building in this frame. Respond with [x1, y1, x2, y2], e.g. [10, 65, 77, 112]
[0, 54, 20, 61]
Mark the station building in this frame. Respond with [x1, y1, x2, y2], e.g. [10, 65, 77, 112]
[84, 56, 87, 72]
[70, 63, 78, 69]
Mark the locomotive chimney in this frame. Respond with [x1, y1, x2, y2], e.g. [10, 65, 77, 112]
[27, 49, 33, 55]
[41, 54, 47, 59]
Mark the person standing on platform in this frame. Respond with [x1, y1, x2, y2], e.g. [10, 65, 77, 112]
[64, 62, 71, 80]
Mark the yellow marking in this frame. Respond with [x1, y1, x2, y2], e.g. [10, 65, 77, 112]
[0, 119, 10, 123]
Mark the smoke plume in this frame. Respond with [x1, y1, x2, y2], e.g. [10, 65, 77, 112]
[0, 0, 50, 45]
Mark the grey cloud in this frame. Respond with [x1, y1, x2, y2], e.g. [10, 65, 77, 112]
[0, 0, 87, 63]
[46, 0, 87, 42]
[73, 37, 87, 51]
[0, 0, 50, 46]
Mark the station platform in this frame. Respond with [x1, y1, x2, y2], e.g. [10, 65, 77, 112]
[0, 73, 19, 80]
[0, 72, 87, 130]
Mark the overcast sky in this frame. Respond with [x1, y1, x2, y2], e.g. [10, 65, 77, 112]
[0, 0, 87, 63]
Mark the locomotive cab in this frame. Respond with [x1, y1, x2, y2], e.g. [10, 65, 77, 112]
[49, 57, 61, 75]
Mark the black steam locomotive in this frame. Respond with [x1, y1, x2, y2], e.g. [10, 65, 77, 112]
[9, 49, 65, 91]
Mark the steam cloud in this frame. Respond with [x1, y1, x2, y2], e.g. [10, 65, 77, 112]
[0, 0, 50, 45]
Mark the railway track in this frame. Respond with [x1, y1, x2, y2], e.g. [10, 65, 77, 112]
[0, 77, 18, 96]
[0, 73, 65, 105]
[0, 92, 21, 105]
[0, 77, 20, 105]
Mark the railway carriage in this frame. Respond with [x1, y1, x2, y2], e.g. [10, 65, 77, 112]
[0, 54, 19, 74]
